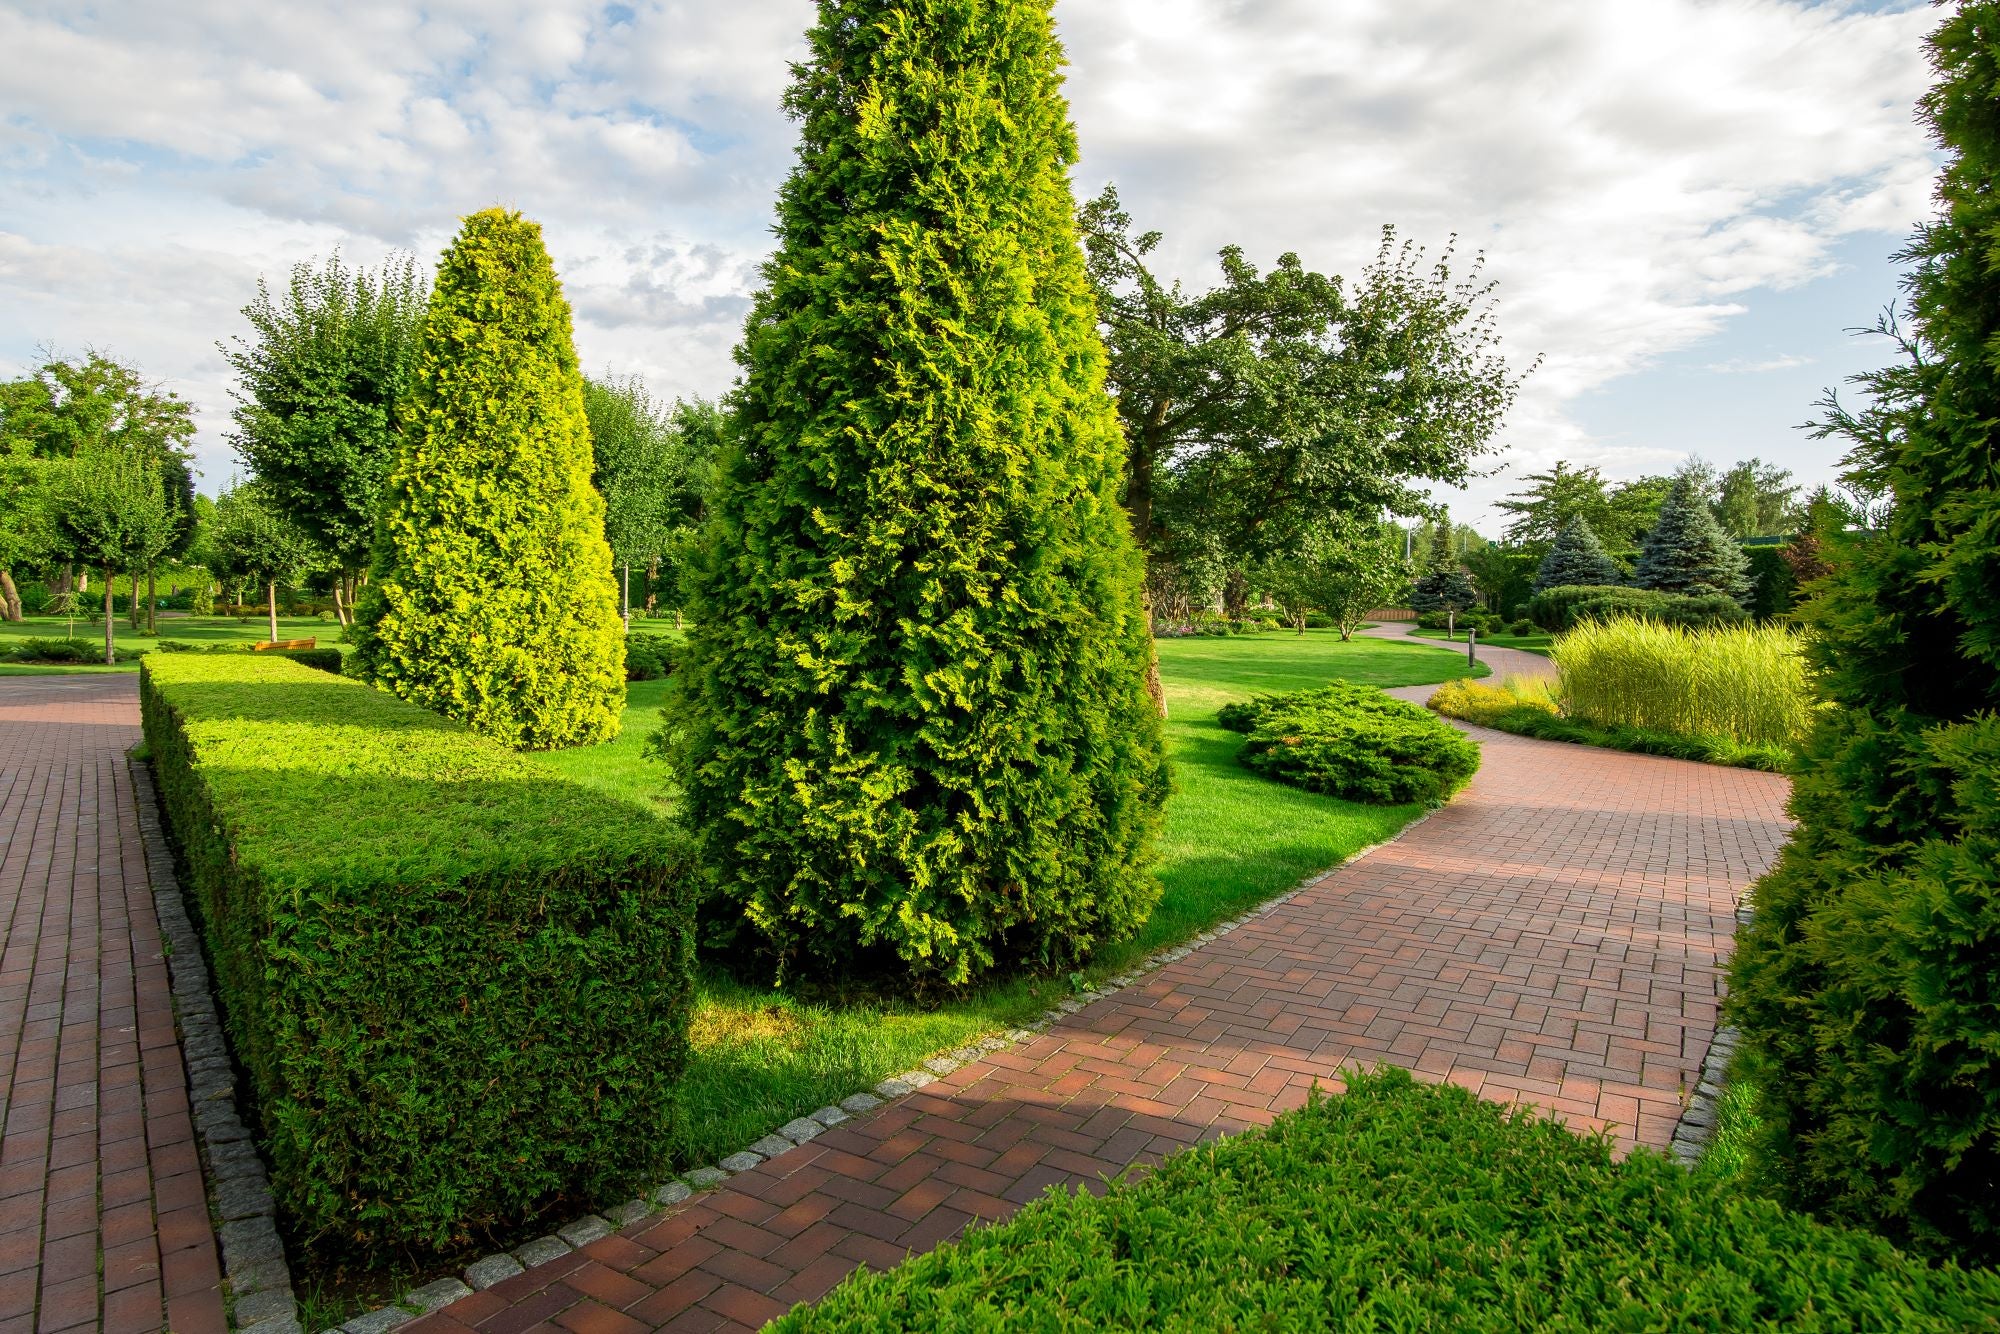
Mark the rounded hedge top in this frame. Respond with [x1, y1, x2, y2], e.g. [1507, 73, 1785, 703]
[354, 208, 626, 751]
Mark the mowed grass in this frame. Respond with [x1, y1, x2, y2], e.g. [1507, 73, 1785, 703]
[546, 629, 1489, 1169]
[0, 612, 346, 670]
[1410, 626, 1554, 655]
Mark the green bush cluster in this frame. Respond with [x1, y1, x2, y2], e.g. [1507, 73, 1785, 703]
[1525, 583, 1749, 632]
[354, 209, 627, 752]
[624, 634, 678, 682]
[140, 653, 695, 1253]
[669, 0, 1165, 985]
[775, 1068, 1999, 1333]
[1219, 681, 1479, 805]
[1, 636, 144, 664]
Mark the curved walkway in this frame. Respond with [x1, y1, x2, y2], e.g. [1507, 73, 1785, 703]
[1361, 618, 1557, 687]
[420, 655, 1793, 1333]
[0, 675, 225, 1334]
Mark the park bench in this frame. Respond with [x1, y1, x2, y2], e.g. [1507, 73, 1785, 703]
[251, 639, 316, 652]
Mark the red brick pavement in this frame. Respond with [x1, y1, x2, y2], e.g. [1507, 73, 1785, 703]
[0, 675, 226, 1334]
[417, 712, 1793, 1334]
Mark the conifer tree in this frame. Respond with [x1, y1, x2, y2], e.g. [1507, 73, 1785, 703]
[1632, 473, 1752, 606]
[1533, 513, 1622, 592]
[354, 209, 625, 751]
[670, 0, 1168, 985]
[1728, 5, 2000, 1265]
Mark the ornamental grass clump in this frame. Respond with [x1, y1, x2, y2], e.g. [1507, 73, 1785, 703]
[1553, 617, 1813, 749]
[667, 0, 1166, 986]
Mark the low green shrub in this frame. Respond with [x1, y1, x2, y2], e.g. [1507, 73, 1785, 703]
[2, 636, 141, 664]
[624, 634, 678, 682]
[140, 654, 695, 1253]
[1507, 618, 1536, 636]
[272, 647, 344, 674]
[775, 1068, 2000, 1333]
[1221, 681, 1479, 805]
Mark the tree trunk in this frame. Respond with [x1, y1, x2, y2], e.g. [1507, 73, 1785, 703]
[1137, 586, 1168, 719]
[0, 569, 20, 622]
[1222, 569, 1249, 622]
[146, 569, 156, 634]
[331, 578, 347, 627]
[54, 563, 73, 596]
[102, 563, 115, 665]
[267, 580, 279, 644]
[623, 563, 631, 632]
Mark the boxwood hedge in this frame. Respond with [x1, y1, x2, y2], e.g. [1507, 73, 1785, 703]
[140, 653, 695, 1253]
[1220, 681, 1480, 805]
[775, 1068, 2000, 1332]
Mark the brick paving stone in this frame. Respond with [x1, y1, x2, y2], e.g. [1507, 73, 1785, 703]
[430, 671, 1789, 1330]
[0, 676, 225, 1333]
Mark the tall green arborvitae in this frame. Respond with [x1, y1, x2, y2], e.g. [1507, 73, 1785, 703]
[1533, 514, 1621, 592]
[1632, 474, 1752, 606]
[354, 209, 625, 751]
[1727, 5, 2000, 1264]
[670, 0, 1167, 985]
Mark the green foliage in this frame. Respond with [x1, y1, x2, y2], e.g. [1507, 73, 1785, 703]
[1715, 457, 1803, 539]
[1257, 519, 1406, 638]
[202, 481, 322, 597]
[1552, 618, 1814, 749]
[1496, 460, 1670, 560]
[670, 0, 1167, 986]
[1460, 541, 1535, 618]
[220, 253, 425, 576]
[1430, 677, 1792, 772]
[623, 633, 678, 682]
[1728, 7, 2000, 1265]
[272, 647, 343, 673]
[1222, 680, 1479, 805]
[775, 1068, 1999, 1333]
[139, 652, 694, 1253]
[1634, 472, 1754, 605]
[0, 635, 145, 664]
[583, 378, 718, 611]
[1533, 513, 1621, 591]
[354, 209, 626, 751]
[1526, 583, 1749, 632]
[1743, 541, 1798, 619]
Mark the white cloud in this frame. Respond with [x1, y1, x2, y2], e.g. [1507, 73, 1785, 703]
[0, 0, 1940, 515]
[1704, 354, 1815, 374]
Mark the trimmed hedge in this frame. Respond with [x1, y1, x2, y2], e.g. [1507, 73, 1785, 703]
[1219, 681, 1479, 805]
[775, 1068, 2000, 1332]
[272, 647, 343, 674]
[624, 634, 677, 682]
[1525, 584, 1745, 632]
[140, 653, 695, 1252]
[1, 636, 144, 664]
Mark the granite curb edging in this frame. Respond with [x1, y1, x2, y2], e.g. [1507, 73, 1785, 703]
[129, 754, 304, 1334]
[314, 812, 1438, 1334]
[1669, 897, 1755, 1167]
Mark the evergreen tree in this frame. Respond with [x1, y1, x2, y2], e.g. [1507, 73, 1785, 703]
[354, 209, 625, 751]
[1409, 510, 1479, 622]
[1727, 4, 2000, 1265]
[1632, 473, 1752, 606]
[670, 0, 1168, 985]
[1533, 513, 1622, 592]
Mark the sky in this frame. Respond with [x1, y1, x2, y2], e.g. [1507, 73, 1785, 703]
[0, 0, 1942, 533]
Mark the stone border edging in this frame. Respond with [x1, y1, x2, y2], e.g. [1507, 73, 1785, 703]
[129, 756, 304, 1334]
[317, 813, 1438, 1334]
[1669, 898, 1755, 1167]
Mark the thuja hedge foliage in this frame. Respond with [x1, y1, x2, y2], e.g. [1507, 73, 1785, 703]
[1219, 681, 1478, 805]
[354, 209, 626, 751]
[775, 1069, 2000, 1332]
[670, 0, 1166, 985]
[140, 653, 694, 1251]
[1729, 4, 2000, 1264]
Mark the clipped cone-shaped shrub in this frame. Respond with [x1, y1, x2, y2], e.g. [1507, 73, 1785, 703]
[1633, 474, 1752, 606]
[670, 0, 1168, 985]
[354, 209, 625, 750]
[1534, 514, 1621, 592]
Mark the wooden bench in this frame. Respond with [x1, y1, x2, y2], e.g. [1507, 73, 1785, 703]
[251, 638, 316, 652]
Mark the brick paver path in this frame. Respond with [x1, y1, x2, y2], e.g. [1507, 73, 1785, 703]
[0, 675, 226, 1334]
[420, 698, 1793, 1334]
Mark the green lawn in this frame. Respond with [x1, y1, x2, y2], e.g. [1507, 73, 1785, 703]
[1410, 626, 1554, 655]
[0, 612, 347, 669]
[541, 630, 1489, 1171]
